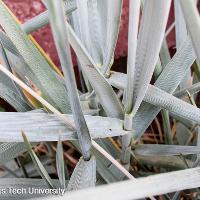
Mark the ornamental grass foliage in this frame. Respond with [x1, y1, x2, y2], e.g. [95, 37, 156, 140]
[0, 0, 200, 199]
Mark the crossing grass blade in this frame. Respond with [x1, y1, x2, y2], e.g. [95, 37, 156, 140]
[102, 0, 123, 75]
[47, 0, 92, 160]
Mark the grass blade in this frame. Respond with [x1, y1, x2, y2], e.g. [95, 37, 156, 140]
[124, 0, 140, 114]
[72, 0, 95, 59]
[133, 144, 200, 156]
[122, 0, 141, 168]
[0, 112, 129, 142]
[56, 138, 66, 189]
[131, 0, 171, 116]
[174, 0, 187, 50]
[21, 0, 77, 34]
[160, 38, 171, 67]
[47, 0, 92, 160]
[180, 0, 200, 64]
[102, 0, 123, 74]
[22, 131, 55, 188]
[175, 0, 192, 91]
[46, 167, 200, 200]
[145, 85, 200, 125]
[87, 0, 104, 65]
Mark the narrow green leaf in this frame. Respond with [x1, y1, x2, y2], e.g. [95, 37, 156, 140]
[157, 42, 173, 145]
[71, 2, 95, 93]
[102, 0, 123, 74]
[0, 31, 21, 57]
[160, 38, 171, 67]
[47, 0, 92, 160]
[180, 0, 200, 64]
[122, 0, 140, 168]
[56, 138, 66, 189]
[124, 0, 140, 114]
[134, 144, 200, 156]
[174, 0, 187, 50]
[145, 85, 200, 126]
[22, 131, 55, 188]
[21, 0, 77, 34]
[131, 0, 171, 116]
[174, 0, 191, 89]
[87, 0, 104, 65]
[0, 82, 31, 112]
[161, 110, 173, 144]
